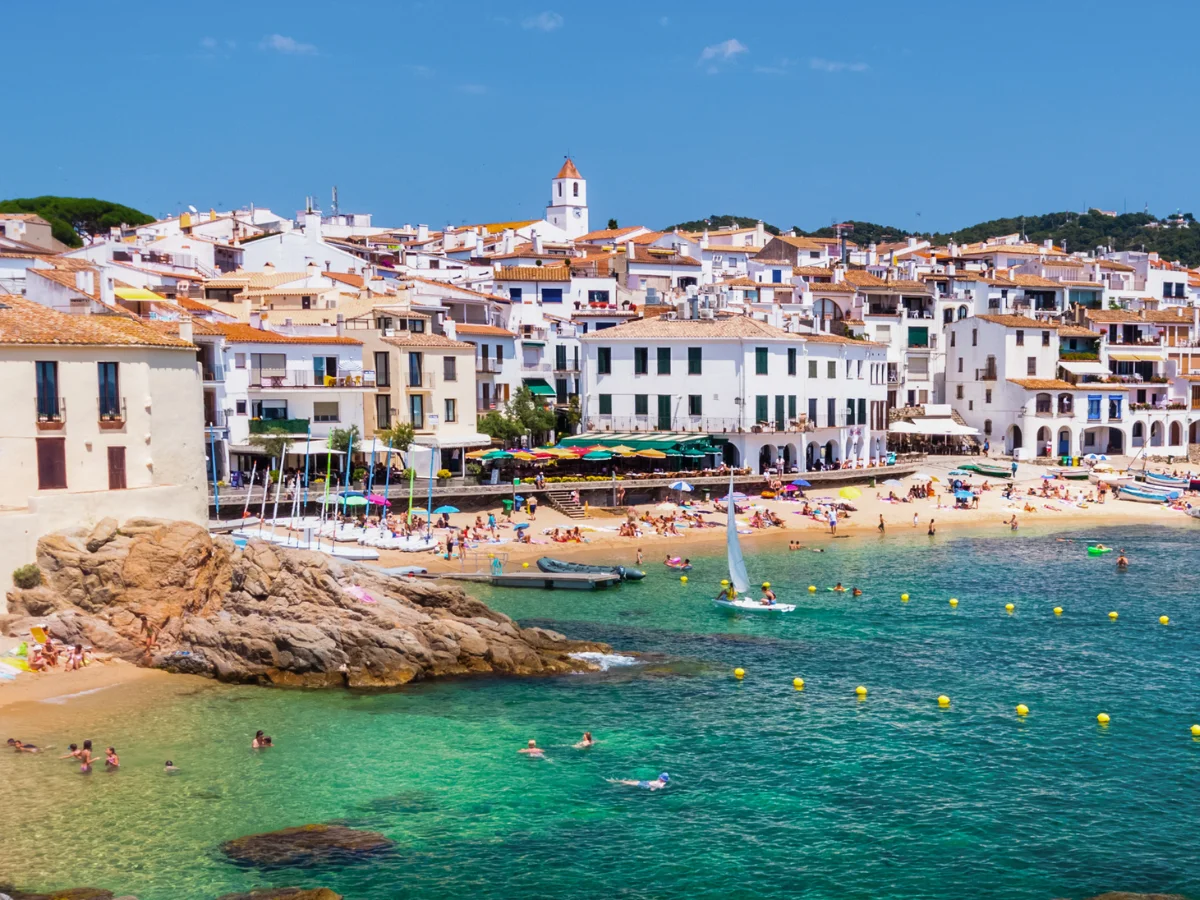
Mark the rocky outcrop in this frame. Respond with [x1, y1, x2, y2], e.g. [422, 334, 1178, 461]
[221, 825, 392, 868]
[214, 890, 341, 900]
[2, 520, 609, 688]
[0, 890, 120, 900]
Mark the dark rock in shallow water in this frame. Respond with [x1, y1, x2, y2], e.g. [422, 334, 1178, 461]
[0, 889, 116, 900]
[214, 889, 342, 900]
[1081, 894, 1191, 900]
[220, 824, 393, 868]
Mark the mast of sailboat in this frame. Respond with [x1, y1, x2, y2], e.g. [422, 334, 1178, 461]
[725, 471, 751, 596]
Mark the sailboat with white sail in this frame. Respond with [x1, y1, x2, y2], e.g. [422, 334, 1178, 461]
[712, 474, 795, 613]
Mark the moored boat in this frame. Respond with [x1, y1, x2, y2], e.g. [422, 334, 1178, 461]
[974, 463, 1013, 478]
[1088, 464, 1134, 487]
[1119, 485, 1181, 503]
[1049, 466, 1090, 480]
[537, 557, 645, 580]
[1142, 472, 1190, 489]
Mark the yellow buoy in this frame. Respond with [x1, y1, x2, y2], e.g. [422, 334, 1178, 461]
[680, 575, 688, 583]
[1016, 704, 1029, 716]
[1108, 611, 1119, 620]
[937, 695, 950, 707]
[1159, 615, 1169, 626]
[855, 685, 868, 698]
[900, 593, 910, 602]
[1097, 712, 1110, 725]
[734, 668, 745, 679]
[1191, 724, 1200, 737]
[949, 598, 958, 608]
[522, 562, 530, 568]
[1004, 603, 1015, 613]
[1053, 607, 1063, 616]
[808, 585, 817, 593]
[793, 677, 804, 690]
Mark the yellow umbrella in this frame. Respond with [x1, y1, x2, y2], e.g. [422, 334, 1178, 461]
[839, 486, 862, 500]
[510, 451, 536, 461]
[465, 449, 490, 459]
[636, 449, 667, 459]
[608, 445, 636, 455]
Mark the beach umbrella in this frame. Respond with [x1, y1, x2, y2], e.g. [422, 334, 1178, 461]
[791, 478, 811, 487]
[482, 450, 511, 460]
[342, 495, 368, 507]
[719, 492, 748, 502]
[609, 444, 636, 454]
[669, 481, 694, 491]
[954, 490, 973, 500]
[465, 449, 490, 459]
[432, 505, 460, 514]
[781, 484, 799, 493]
[409, 507, 428, 515]
[947, 469, 970, 477]
[636, 449, 667, 459]
[584, 450, 613, 460]
[881, 478, 903, 487]
[1041, 474, 1057, 480]
[532, 451, 555, 459]
[366, 494, 391, 507]
[839, 486, 862, 500]
[514, 522, 530, 530]
[655, 501, 677, 511]
[911, 473, 933, 482]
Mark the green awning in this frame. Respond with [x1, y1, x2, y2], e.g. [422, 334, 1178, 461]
[523, 378, 555, 397]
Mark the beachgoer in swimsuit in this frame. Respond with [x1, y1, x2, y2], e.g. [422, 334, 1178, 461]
[1116, 550, 1129, 570]
[79, 740, 94, 774]
[610, 773, 669, 790]
[574, 732, 595, 749]
[761, 582, 776, 605]
[60, 743, 80, 760]
[832, 582, 846, 592]
[252, 730, 269, 749]
[852, 588, 863, 597]
[878, 515, 885, 533]
[164, 760, 180, 774]
[105, 747, 119, 770]
[518, 739, 546, 759]
[7, 739, 40, 753]
[928, 519, 936, 536]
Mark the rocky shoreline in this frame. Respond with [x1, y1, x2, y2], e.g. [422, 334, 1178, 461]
[1, 518, 610, 688]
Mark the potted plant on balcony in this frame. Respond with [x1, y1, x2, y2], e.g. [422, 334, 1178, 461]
[436, 468, 452, 485]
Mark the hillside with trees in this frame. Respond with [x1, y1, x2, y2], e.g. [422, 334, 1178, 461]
[663, 214, 781, 235]
[0, 196, 155, 247]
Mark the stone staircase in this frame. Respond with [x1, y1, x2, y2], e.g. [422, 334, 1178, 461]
[545, 489, 586, 519]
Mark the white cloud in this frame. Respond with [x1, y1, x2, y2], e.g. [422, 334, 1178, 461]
[409, 64, 434, 78]
[809, 57, 869, 73]
[458, 83, 488, 95]
[699, 38, 748, 64]
[660, 16, 669, 26]
[260, 34, 317, 55]
[200, 37, 218, 50]
[754, 57, 796, 76]
[522, 11, 564, 31]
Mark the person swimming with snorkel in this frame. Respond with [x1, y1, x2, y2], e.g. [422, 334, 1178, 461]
[609, 773, 670, 790]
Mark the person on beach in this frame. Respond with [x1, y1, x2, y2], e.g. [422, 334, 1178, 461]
[7, 739, 40, 753]
[518, 739, 546, 759]
[78, 740, 94, 774]
[1116, 549, 1129, 570]
[912, 513, 919, 528]
[636, 547, 643, 565]
[878, 515, 885, 534]
[574, 732, 595, 749]
[928, 519, 936, 536]
[105, 747, 119, 770]
[609, 773, 669, 790]
[828, 510, 837, 535]
[1007, 515, 1019, 531]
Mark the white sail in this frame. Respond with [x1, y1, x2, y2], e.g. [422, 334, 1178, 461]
[726, 473, 750, 594]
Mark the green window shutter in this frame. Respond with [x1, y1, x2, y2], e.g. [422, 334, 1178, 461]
[657, 347, 671, 374]
[755, 395, 768, 422]
[687, 347, 702, 374]
[787, 347, 797, 376]
[827, 361, 836, 378]
[599, 394, 612, 415]
[634, 347, 648, 374]
[755, 347, 768, 375]
[688, 394, 702, 416]
[808, 359, 817, 378]
[788, 395, 797, 419]
[634, 394, 648, 416]
[598, 347, 611, 374]
[774, 395, 785, 428]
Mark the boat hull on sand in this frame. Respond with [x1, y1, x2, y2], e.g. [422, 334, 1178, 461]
[1119, 486, 1180, 503]
[537, 557, 645, 581]
[713, 597, 796, 613]
[1142, 473, 1190, 489]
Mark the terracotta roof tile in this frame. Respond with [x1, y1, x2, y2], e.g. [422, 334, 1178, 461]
[1057, 325, 1101, 338]
[212, 322, 362, 345]
[0, 295, 194, 348]
[453, 323, 516, 338]
[807, 282, 857, 293]
[556, 158, 582, 179]
[1083, 309, 1143, 323]
[842, 270, 888, 288]
[576, 226, 645, 242]
[1011, 274, 1063, 289]
[322, 271, 365, 288]
[1007, 378, 1099, 391]
[793, 266, 833, 277]
[381, 331, 474, 350]
[494, 265, 571, 282]
[405, 276, 510, 304]
[1140, 308, 1196, 324]
[628, 247, 701, 267]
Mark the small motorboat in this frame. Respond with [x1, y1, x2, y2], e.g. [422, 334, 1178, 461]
[974, 463, 1014, 479]
[1119, 485, 1180, 503]
[1142, 472, 1190, 489]
[1089, 465, 1134, 488]
[1130, 480, 1184, 497]
[1049, 466, 1090, 480]
[713, 596, 797, 613]
[537, 557, 645, 580]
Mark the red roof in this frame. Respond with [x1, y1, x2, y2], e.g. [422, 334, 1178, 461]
[556, 158, 582, 179]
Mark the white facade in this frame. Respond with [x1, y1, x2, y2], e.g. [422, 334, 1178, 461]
[545, 159, 589, 240]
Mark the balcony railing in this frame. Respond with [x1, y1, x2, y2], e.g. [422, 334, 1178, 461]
[249, 417, 310, 435]
[98, 396, 126, 427]
[201, 365, 224, 382]
[521, 361, 552, 372]
[204, 410, 226, 428]
[976, 368, 998, 381]
[407, 370, 438, 389]
[476, 358, 499, 373]
[36, 395, 65, 430]
[251, 370, 375, 388]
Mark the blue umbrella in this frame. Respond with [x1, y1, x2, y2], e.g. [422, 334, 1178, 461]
[791, 479, 811, 487]
[432, 505, 460, 514]
[514, 522, 530, 530]
[669, 481, 694, 491]
[954, 490, 973, 500]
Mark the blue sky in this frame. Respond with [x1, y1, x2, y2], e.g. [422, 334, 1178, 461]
[8, 1, 1200, 234]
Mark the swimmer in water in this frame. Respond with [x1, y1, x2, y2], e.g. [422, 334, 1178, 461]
[252, 730, 270, 749]
[7, 739, 40, 753]
[609, 773, 670, 790]
[105, 747, 119, 770]
[79, 740, 94, 774]
[852, 588, 863, 597]
[60, 743, 80, 760]
[1116, 550, 1129, 569]
[832, 582, 846, 592]
[164, 760, 180, 774]
[574, 732, 595, 749]
[518, 739, 546, 759]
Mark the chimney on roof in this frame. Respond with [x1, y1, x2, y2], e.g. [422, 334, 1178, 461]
[756, 221, 766, 245]
[444, 317, 457, 341]
[307, 260, 320, 280]
[444, 226, 456, 251]
[263, 261, 275, 270]
[907, 237, 917, 249]
[867, 242, 877, 266]
[700, 229, 709, 250]
[178, 315, 194, 344]
[502, 229, 514, 255]
[1043, 239, 1053, 251]
[304, 210, 322, 238]
[417, 224, 429, 243]
[336, 313, 345, 338]
[625, 240, 635, 262]
[532, 232, 544, 254]
[678, 242, 690, 258]
[475, 232, 485, 256]
[250, 310, 262, 329]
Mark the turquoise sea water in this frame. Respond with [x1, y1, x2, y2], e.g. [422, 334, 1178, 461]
[2, 524, 1199, 900]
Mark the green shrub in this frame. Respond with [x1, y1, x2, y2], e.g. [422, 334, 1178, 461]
[12, 564, 42, 589]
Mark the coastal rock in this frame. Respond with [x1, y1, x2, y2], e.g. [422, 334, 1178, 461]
[4, 520, 609, 687]
[220, 825, 393, 868]
[0, 889, 117, 900]
[214, 888, 341, 900]
[1081, 894, 1191, 900]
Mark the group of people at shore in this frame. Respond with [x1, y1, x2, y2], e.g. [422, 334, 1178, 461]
[26, 638, 89, 673]
[6, 729, 275, 775]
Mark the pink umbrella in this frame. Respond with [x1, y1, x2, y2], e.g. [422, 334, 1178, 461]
[781, 484, 799, 493]
[366, 494, 391, 507]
